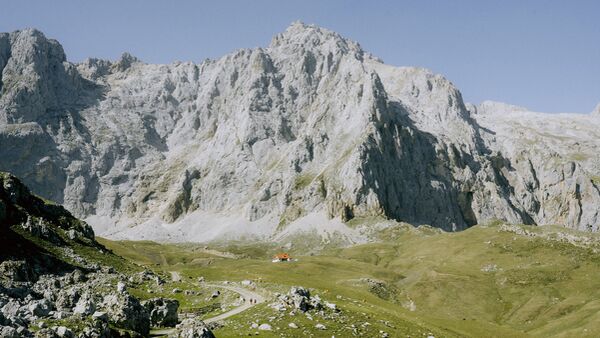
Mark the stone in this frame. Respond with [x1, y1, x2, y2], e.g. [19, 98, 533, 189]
[315, 323, 326, 330]
[289, 287, 311, 312]
[172, 318, 215, 338]
[116, 281, 127, 294]
[73, 294, 96, 315]
[28, 299, 53, 317]
[56, 287, 81, 311]
[142, 298, 179, 327]
[0, 326, 20, 338]
[0, 260, 33, 282]
[101, 293, 149, 335]
[258, 323, 272, 331]
[91, 311, 108, 322]
[53, 311, 70, 319]
[55, 326, 74, 337]
[288, 322, 298, 329]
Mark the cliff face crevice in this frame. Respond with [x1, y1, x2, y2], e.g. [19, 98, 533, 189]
[1, 24, 599, 241]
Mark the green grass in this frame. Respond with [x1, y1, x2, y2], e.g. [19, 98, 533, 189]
[293, 173, 315, 190]
[569, 153, 589, 162]
[100, 224, 600, 337]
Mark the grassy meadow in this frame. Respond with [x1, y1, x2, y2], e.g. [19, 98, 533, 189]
[98, 222, 600, 337]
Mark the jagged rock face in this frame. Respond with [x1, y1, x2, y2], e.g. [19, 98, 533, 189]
[472, 102, 600, 231]
[0, 23, 599, 241]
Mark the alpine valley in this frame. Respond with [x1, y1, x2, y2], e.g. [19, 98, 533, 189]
[1, 23, 600, 338]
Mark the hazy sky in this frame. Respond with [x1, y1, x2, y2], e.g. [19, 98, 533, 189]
[1, 0, 598, 113]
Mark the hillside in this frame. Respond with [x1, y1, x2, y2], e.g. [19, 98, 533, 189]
[101, 222, 600, 337]
[0, 172, 215, 337]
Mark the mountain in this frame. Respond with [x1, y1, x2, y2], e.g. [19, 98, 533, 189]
[0, 23, 599, 242]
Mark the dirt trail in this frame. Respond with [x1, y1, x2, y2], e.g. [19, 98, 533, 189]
[202, 283, 265, 323]
[151, 279, 265, 336]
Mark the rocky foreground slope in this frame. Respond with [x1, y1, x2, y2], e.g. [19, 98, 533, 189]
[0, 172, 214, 337]
[0, 23, 599, 241]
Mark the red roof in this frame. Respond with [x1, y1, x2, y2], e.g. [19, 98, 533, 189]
[274, 253, 290, 259]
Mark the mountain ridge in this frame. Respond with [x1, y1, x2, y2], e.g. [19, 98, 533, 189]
[1, 23, 599, 242]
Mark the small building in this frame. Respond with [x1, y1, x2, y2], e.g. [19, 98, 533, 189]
[272, 253, 291, 262]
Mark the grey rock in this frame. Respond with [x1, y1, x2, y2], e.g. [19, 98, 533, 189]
[1, 299, 24, 318]
[28, 298, 53, 317]
[170, 318, 215, 338]
[142, 298, 179, 327]
[0, 325, 20, 338]
[0, 260, 33, 282]
[116, 281, 126, 294]
[55, 287, 81, 311]
[0, 23, 599, 243]
[315, 323, 326, 330]
[258, 323, 272, 331]
[100, 293, 149, 335]
[55, 326, 74, 338]
[91, 311, 108, 322]
[73, 293, 96, 315]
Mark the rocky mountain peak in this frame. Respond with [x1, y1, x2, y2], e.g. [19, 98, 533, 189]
[1, 23, 599, 241]
[269, 21, 364, 61]
[0, 28, 83, 124]
[113, 52, 141, 72]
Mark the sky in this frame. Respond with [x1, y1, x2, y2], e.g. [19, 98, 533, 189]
[1, 0, 598, 113]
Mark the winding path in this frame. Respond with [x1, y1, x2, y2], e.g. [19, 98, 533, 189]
[151, 279, 265, 336]
[202, 283, 265, 323]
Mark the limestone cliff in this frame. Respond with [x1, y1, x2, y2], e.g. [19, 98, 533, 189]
[0, 23, 598, 241]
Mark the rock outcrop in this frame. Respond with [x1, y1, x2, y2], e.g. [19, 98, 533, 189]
[171, 318, 215, 338]
[0, 173, 175, 337]
[1, 23, 599, 240]
[142, 297, 179, 327]
[101, 293, 149, 335]
[472, 102, 600, 231]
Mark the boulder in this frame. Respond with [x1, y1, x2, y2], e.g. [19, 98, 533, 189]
[55, 287, 81, 311]
[101, 293, 149, 335]
[0, 260, 34, 282]
[289, 286, 311, 312]
[0, 326, 20, 338]
[91, 311, 108, 322]
[116, 281, 127, 294]
[55, 326, 74, 337]
[142, 298, 179, 327]
[28, 298, 53, 317]
[73, 293, 96, 315]
[258, 323, 272, 331]
[170, 318, 215, 338]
